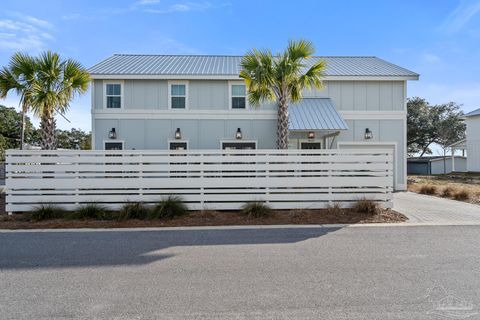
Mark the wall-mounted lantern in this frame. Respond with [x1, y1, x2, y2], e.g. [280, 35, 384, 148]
[108, 128, 117, 139]
[307, 131, 315, 140]
[235, 128, 242, 140]
[364, 128, 373, 140]
[175, 128, 182, 140]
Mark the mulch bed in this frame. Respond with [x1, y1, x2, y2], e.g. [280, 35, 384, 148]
[0, 209, 407, 229]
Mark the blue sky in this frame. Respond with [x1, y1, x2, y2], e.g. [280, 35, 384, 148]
[1, 0, 480, 132]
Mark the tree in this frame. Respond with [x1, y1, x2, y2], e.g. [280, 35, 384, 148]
[0, 105, 37, 160]
[56, 128, 91, 150]
[29, 51, 90, 150]
[0, 53, 37, 149]
[239, 40, 326, 149]
[407, 97, 465, 156]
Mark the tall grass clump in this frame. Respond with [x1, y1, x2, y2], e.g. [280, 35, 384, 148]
[419, 184, 437, 195]
[150, 196, 188, 219]
[72, 203, 109, 220]
[353, 198, 380, 215]
[326, 202, 344, 215]
[441, 186, 455, 198]
[241, 201, 273, 218]
[453, 189, 470, 201]
[118, 202, 149, 220]
[29, 204, 66, 221]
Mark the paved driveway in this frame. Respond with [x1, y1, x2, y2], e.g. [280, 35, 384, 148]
[1, 225, 480, 319]
[394, 192, 480, 223]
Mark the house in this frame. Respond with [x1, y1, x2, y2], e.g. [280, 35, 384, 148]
[450, 108, 480, 172]
[88, 55, 419, 190]
[407, 156, 467, 175]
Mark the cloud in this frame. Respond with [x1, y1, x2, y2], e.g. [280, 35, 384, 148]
[140, 1, 229, 14]
[0, 14, 54, 52]
[439, 0, 480, 34]
[421, 53, 441, 64]
[135, 0, 161, 5]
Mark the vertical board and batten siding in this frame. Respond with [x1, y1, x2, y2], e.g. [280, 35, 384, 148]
[466, 117, 480, 172]
[5, 149, 393, 212]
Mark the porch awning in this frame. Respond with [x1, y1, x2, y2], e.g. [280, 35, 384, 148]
[289, 98, 348, 131]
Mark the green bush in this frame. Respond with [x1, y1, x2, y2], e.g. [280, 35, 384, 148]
[150, 196, 188, 219]
[353, 198, 380, 215]
[29, 204, 66, 221]
[241, 201, 272, 218]
[71, 203, 109, 220]
[118, 202, 149, 220]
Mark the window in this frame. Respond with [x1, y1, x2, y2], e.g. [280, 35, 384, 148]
[104, 141, 124, 150]
[221, 141, 256, 150]
[169, 141, 188, 150]
[105, 83, 122, 108]
[231, 84, 246, 109]
[170, 84, 187, 109]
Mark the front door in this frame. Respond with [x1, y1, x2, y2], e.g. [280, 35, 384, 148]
[300, 142, 321, 149]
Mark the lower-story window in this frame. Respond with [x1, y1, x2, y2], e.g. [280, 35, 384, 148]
[104, 141, 124, 150]
[169, 141, 188, 150]
[221, 141, 257, 150]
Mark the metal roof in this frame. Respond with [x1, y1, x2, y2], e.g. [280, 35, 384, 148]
[465, 108, 480, 117]
[289, 98, 348, 131]
[89, 54, 418, 78]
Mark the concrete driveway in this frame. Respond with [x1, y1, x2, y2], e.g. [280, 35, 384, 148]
[394, 192, 480, 224]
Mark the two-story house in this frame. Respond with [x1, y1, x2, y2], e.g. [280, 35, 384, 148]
[88, 54, 419, 190]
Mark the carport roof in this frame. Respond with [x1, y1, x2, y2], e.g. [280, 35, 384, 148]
[289, 98, 348, 131]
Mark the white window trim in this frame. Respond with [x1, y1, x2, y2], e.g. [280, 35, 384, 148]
[103, 80, 124, 109]
[103, 140, 125, 150]
[228, 81, 249, 110]
[220, 140, 258, 149]
[168, 140, 189, 150]
[168, 80, 189, 110]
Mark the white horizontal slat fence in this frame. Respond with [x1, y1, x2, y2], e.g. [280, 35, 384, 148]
[5, 149, 393, 212]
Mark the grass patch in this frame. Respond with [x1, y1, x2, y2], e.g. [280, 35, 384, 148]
[118, 202, 149, 221]
[453, 189, 470, 201]
[441, 186, 455, 198]
[29, 204, 66, 221]
[241, 201, 273, 218]
[326, 202, 344, 215]
[418, 184, 437, 195]
[70, 203, 110, 220]
[150, 196, 188, 219]
[353, 198, 380, 215]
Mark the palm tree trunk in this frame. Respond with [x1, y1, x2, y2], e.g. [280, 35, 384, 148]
[277, 96, 289, 149]
[40, 108, 56, 150]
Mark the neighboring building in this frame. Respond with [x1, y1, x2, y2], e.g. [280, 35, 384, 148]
[88, 55, 419, 190]
[407, 156, 467, 175]
[450, 107, 480, 172]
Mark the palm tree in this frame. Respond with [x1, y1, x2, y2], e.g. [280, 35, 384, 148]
[30, 51, 90, 150]
[0, 53, 37, 150]
[240, 40, 327, 149]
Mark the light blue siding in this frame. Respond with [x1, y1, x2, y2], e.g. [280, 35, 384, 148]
[189, 80, 227, 110]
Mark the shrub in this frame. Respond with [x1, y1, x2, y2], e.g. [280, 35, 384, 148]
[150, 196, 188, 219]
[453, 189, 470, 201]
[241, 201, 272, 218]
[118, 202, 149, 220]
[326, 202, 344, 215]
[419, 184, 437, 195]
[72, 203, 109, 220]
[29, 204, 66, 221]
[353, 198, 380, 215]
[441, 186, 455, 198]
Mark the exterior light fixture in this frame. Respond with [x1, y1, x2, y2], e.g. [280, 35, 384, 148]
[175, 128, 181, 140]
[307, 131, 315, 140]
[108, 128, 117, 139]
[364, 128, 373, 140]
[235, 128, 242, 140]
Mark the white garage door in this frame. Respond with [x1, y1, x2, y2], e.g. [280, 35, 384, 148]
[337, 142, 397, 190]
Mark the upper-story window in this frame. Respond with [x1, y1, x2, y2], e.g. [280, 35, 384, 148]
[230, 84, 247, 109]
[105, 83, 122, 109]
[169, 82, 188, 109]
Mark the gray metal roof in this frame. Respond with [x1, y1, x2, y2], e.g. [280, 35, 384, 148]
[289, 98, 348, 131]
[465, 108, 480, 117]
[89, 54, 418, 77]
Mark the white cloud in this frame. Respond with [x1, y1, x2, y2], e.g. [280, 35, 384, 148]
[421, 53, 441, 64]
[439, 0, 480, 34]
[135, 0, 161, 5]
[141, 1, 229, 14]
[0, 14, 54, 52]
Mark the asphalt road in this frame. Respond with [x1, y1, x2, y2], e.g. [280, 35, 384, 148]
[1, 225, 480, 319]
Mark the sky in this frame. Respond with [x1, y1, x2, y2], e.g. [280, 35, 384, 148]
[0, 0, 480, 133]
